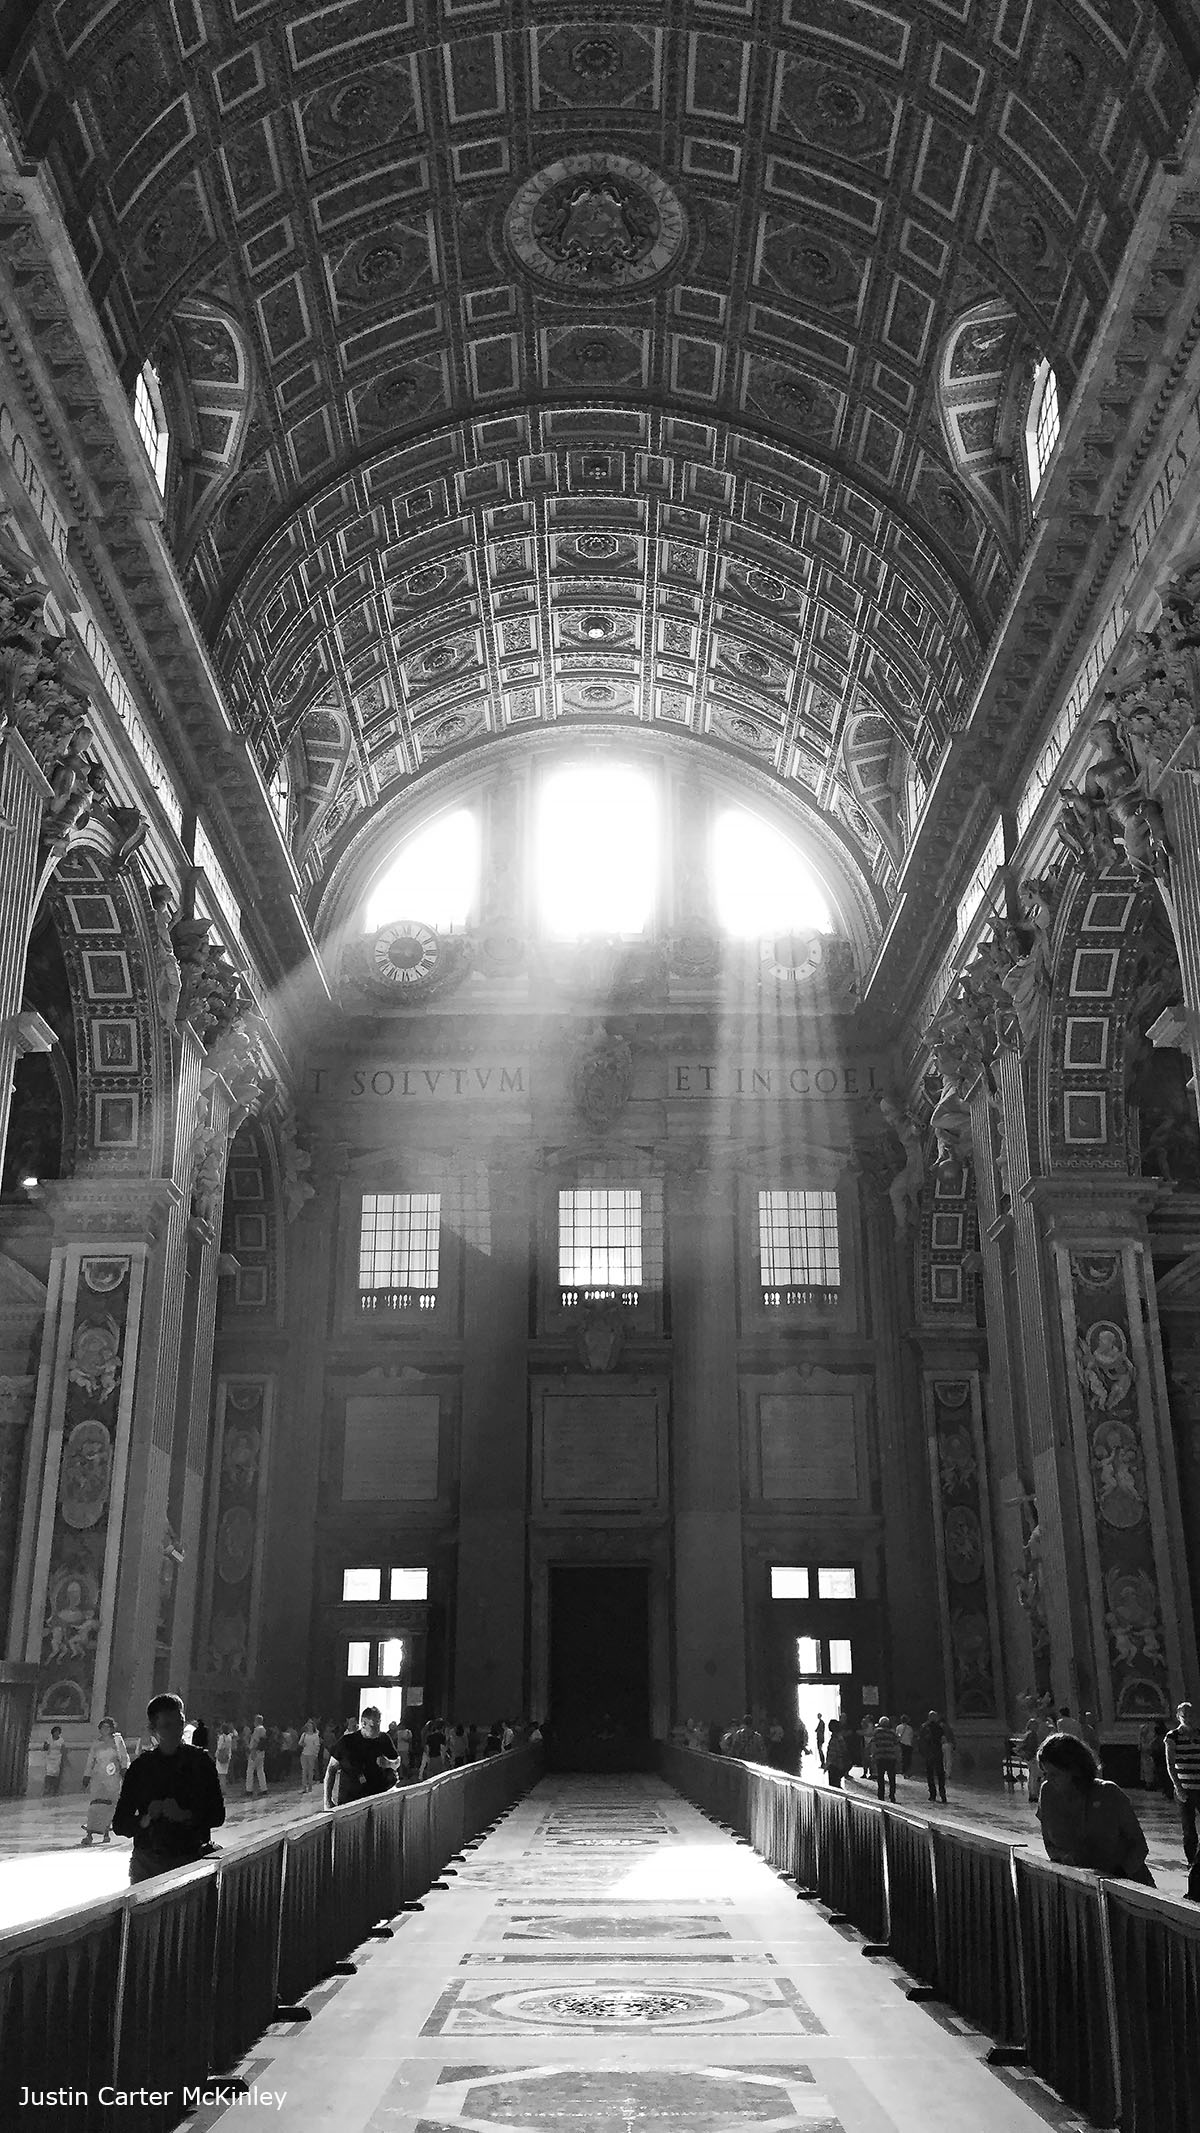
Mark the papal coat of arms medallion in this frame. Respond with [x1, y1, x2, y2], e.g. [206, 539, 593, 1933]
[506, 152, 687, 296]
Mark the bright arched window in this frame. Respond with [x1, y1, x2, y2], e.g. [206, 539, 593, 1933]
[365, 809, 479, 933]
[536, 762, 657, 938]
[1025, 359, 1060, 497]
[268, 759, 290, 833]
[134, 361, 169, 492]
[712, 808, 832, 938]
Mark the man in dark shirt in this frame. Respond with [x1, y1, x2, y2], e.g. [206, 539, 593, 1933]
[323, 1705, 400, 1808]
[111, 1692, 226, 1884]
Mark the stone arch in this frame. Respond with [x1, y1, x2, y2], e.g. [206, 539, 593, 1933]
[1035, 863, 1184, 1178]
[314, 722, 887, 975]
[935, 301, 1030, 558]
[159, 296, 256, 575]
[37, 837, 174, 1179]
[217, 1110, 285, 1327]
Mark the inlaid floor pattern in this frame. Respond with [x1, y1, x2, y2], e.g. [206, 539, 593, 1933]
[188, 1775, 1081, 2133]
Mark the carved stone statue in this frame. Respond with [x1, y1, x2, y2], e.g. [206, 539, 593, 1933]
[148, 884, 181, 1030]
[877, 1092, 924, 1236]
[170, 916, 215, 1030]
[189, 1115, 226, 1237]
[279, 1104, 315, 1223]
[999, 879, 1055, 1055]
[926, 1038, 974, 1176]
[1056, 714, 1173, 881]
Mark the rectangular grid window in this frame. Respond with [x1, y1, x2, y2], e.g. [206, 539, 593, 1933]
[359, 1193, 440, 1311]
[389, 1568, 429, 1601]
[771, 1567, 810, 1599]
[559, 1188, 643, 1299]
[758, 1189, 840, 1304]
[829, 1639, 854, 1675]
[1034, 367, 1060, 480]
[817, 1567, 857, 1600]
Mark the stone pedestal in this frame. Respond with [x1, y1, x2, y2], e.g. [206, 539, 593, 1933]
[669, 1163, 745, 1725]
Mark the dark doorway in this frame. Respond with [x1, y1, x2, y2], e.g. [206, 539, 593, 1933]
[548, 1566, 651, 1770]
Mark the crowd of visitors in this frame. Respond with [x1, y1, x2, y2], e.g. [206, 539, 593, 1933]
[692, 1707, 956, 1804]
[71, 1694, 538, 1881]
[696, 1690, 1200, 1901]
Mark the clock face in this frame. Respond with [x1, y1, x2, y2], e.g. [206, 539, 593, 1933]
[371, 920, 440, 989]
[762, 932, 825, 983]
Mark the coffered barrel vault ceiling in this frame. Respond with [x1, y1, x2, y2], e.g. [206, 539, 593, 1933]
[8, 1, 1196, 913]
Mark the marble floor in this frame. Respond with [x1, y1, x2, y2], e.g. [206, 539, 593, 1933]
[174, 1775, 1093, 2133]
[0, 1760, 1190, 1930]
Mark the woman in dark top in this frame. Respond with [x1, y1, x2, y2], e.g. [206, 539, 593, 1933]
[1035, 1730, 1154, 1884]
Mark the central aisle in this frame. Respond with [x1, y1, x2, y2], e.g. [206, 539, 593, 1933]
[195, 1776, 1071, 2133]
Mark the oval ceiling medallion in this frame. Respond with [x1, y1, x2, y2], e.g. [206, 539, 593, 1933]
[506, 152, 687, 297]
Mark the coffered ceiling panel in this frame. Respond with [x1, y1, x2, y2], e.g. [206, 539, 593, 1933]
[7, 0, 1195, 906]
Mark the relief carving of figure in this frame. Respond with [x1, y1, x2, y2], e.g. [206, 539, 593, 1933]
[1090, 1417, 1147, 1529]
[222, 1424, 261, 1492]
[1076, 1320, 1136, 1412]
[58, 1418, 113, 1531]
[572, 1024, 634, 1130]
[1104, 1564, 1165, 1670]
[42, 1567, 100, 1664]
[877, 1093, 923, 1236]
[67, 1315, 122, 1403]
[938, 1423, 977, 1498]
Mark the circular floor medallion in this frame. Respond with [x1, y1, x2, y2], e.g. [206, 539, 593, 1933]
[532, 1987, 714, 2024]
[506, 152, 687, 296]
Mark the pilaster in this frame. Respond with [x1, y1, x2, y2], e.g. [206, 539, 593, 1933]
[453, 1160, 531, 1722]
[0, 730, 52, 1185]
[8, 1173, 183, 1754]
[968, 1076, 1051, 1709]
[992, 1047, 1092, 1711]
[669, 1159, 745, 1724]
[1032, 1175, 1198, 1728]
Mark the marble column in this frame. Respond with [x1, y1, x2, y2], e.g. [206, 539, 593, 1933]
[669, 1159, 746, 1724]
[453, 1162, 530, 1724]
[991, 1047, 1092, 1710]
[0, 729, 52, 1185]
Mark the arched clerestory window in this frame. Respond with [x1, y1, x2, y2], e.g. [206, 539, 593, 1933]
[133, 360, 170, 492]
[1025, 358, 1060, 501]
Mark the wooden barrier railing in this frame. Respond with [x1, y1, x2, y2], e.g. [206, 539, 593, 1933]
[661, 1743, 1192, 2131]
[0, 1746, 540, 2127]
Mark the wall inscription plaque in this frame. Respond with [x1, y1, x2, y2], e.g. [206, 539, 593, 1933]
[759, 1392, 858, 1499]
[541, 1393, 660, 1503]
[343, 1395, 440, 1501]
